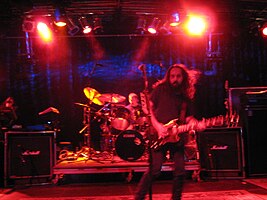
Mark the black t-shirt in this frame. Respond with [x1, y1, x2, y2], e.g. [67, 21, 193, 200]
[150, 83, 194, 125]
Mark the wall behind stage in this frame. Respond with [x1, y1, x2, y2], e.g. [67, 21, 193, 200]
[0, 33, 266, 146]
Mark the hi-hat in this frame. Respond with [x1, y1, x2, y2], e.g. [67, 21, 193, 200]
[98, 93, 126, 104]
[83, 87, 103, 105]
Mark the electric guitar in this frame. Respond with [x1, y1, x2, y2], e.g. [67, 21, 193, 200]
[150, 115, 227, 150]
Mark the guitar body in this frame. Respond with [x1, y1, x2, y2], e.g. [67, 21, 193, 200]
[150, 115, 227, 150]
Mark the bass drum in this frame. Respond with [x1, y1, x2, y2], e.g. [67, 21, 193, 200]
[115, 130, 145, 161]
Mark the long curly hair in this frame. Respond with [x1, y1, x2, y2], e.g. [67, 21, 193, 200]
[153, 64, 201, 100]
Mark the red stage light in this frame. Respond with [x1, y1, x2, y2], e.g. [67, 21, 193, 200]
[83, 27, 92, 34]
[147, 27, 157, 34]
[54, 21, 67, 27]
[170, 13, 180, 27]
[22, 20, 35, 32]
[54, 7, 67, 27]
[79, 17, 92, 34]
[184, 15, 208, 36]
[147, 17, 160, 34]
[36, 22, 52, 42]
[262, 25, 267, 37]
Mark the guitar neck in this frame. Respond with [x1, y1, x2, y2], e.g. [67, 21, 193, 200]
[175, 115, 225, 134]
[176, 124, 193, 134]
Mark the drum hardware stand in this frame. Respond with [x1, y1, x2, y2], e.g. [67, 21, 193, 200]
[77, 64, 107, 162]
[79, 100, 103, 163]
[94, 103, 115, 162]
[110, 134, 118, 163]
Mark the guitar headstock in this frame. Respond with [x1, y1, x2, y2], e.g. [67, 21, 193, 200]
[140, 92, 149, 115]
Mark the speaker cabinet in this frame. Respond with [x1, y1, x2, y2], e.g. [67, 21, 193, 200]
[241, 107, 267, 177]
[197, 127, 245, 179]
[4, 131, 56, 186]
[0, 139, 4, 187]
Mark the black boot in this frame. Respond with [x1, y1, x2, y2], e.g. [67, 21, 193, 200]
[171, 175, 184, 200]
[134, 171, 153, 200]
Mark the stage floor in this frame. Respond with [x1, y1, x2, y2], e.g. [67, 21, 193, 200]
[1, 178, 267, 200]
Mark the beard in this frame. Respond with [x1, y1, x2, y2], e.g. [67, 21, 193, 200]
[170, 81, 181, 88]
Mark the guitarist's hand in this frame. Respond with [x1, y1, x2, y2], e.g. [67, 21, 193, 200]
[155, 123, 168, 139]
[196, 118, 206, 132]
[187, 117, 206, 132]
[186, 117, 198, 129]
[186, 117, 206, 132]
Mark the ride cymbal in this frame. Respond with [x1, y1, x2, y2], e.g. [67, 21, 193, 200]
[98, 93, 126, 104]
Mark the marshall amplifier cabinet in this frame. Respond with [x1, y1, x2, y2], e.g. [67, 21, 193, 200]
[240, 93, 267, 177]
[0, 138, 4, 187]
[197, 127, 245, 179]
[228, 86, 267, 117]
[4, 131, 56, 186]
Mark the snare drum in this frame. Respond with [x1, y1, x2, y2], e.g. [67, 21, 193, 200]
[115, 130, 145, 161]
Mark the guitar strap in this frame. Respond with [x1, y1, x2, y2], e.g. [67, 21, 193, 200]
[179, 101, 187, 125]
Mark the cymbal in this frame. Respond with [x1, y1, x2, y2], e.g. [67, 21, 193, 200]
[74, 102, 90, 108]
[98, 93, 126, 104]
[83, 87, 103, 105]
[38, 107, 60, 115]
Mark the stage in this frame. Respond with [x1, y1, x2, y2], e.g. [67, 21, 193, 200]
[53, 155, 201, 183]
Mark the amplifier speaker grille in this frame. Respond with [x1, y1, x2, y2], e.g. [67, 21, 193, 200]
[4, 131, 56, 186]
[197, 127, 245, 179]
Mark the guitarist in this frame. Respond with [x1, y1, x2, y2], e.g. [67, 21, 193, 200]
[135, 64, 206, 200]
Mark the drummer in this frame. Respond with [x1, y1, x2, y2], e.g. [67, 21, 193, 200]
[125, 93, 147, 130]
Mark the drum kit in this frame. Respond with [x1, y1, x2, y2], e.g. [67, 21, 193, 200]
[73, 87, 148, 162]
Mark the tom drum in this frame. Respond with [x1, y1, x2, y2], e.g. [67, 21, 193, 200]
[110, 106, 130, 134]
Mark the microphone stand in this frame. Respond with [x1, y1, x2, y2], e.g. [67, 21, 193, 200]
[139, 64, 153, 200]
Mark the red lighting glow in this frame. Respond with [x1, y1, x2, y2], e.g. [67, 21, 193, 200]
[147, 27, 157, 34]
[83, 26, 92, 34]
[262, 26, 267, 36]
[37, 22, 52, 42]
[184, 15, 208, 36]
[170, 13, 180, 27]
[54, 21, 67, 27]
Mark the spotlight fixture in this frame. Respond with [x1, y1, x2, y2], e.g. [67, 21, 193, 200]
[54, 7, 66, 27]
[136, 17, 147, 34]
[184, 15, 208, 36]
[170, 12, 180, 27]
[22, 19, 36, 32]
[79, 16, 92, 34]
[147, 17, 161, 34]
[67, 18, 80, 36]
[159, 20, 171, 35]
[36, 21, 53, 42]
[93, 17, 103, 34]
[261, 22, 267, 37]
